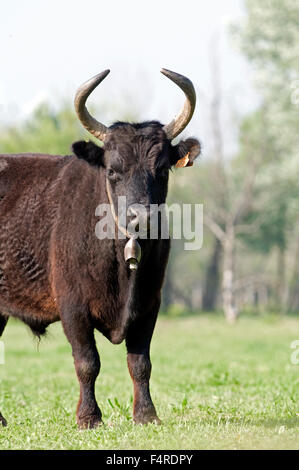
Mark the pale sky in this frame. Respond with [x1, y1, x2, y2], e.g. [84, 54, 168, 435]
[0, 0, 257, 155]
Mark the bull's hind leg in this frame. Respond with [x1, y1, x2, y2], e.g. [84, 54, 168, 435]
[126, 299, 161, 425]
[61, 308, 102, 429]
[0, 313, 8, 426]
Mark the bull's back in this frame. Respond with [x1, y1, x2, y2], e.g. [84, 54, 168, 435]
[0, 153, 68, 324]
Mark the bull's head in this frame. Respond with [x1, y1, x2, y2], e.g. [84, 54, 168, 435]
[72, 69, 201, 268]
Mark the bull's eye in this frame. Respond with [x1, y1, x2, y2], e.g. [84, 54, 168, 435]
[106, 168, 120, 181]
[107, 168, 115, 178]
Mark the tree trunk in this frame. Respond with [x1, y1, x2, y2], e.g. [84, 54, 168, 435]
[275, 245, 287, 313]
[222, 226, 238, 323]
[287, 233, 299, 312]
[202, 238, 222, 311]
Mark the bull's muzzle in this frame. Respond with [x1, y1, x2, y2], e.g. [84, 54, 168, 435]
[127, 205, 151, 237]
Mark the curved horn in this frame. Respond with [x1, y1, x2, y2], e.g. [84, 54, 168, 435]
[74, 69, 110, 142]
[161, 68, 196, 140]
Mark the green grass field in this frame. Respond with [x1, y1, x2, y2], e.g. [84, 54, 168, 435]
[0, 314, 299, 450]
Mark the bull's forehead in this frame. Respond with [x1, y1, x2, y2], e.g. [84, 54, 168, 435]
[105, 121, 167, 144]
[104, 122, 170, 169]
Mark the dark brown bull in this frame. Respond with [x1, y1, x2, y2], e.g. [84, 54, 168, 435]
[0, 69, 200, 428]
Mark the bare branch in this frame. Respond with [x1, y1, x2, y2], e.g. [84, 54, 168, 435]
[204, 213, 226, 243]
[235, 213, 264, 235]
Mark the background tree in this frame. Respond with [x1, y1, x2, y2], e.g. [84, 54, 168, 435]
[233, 0, 299, 312]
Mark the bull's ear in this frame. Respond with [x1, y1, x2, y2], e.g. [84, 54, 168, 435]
[72, 141, 104, 167]
[171, 138, 201, 168]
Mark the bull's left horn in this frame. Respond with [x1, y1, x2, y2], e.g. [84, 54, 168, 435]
[161, 69, 196, 140]
[74, 69, 110, 142]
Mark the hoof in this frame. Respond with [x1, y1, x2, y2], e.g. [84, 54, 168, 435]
[77, 415, 103, 430]
[0, 413, 7, 427]
[134, 415, 162, 425]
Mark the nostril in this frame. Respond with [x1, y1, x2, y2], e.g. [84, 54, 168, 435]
[128, 206, 138, 218]
[127, 207, 139, 232]
[127, 205, 151, 234]
[127, 207, 138, 223]
[127, 218, 139, 235]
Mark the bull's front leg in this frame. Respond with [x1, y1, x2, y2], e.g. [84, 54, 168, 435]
[61, 307, 102, 429]
[126, 298, 161, 425]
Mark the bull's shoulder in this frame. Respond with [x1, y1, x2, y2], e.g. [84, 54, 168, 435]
[0, 153, 73, 209]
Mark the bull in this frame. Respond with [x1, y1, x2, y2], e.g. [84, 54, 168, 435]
[0, 69, 200, 429]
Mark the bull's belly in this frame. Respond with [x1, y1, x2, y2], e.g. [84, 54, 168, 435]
[0, 283, 60, 334]
[0, 225, 59, 331]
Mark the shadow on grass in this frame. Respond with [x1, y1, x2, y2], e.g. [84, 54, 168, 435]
[255, 416, 299, 429]
[199, 415, 299, 429]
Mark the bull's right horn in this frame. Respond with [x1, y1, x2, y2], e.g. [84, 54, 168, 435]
[74, 69, 110, 142]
